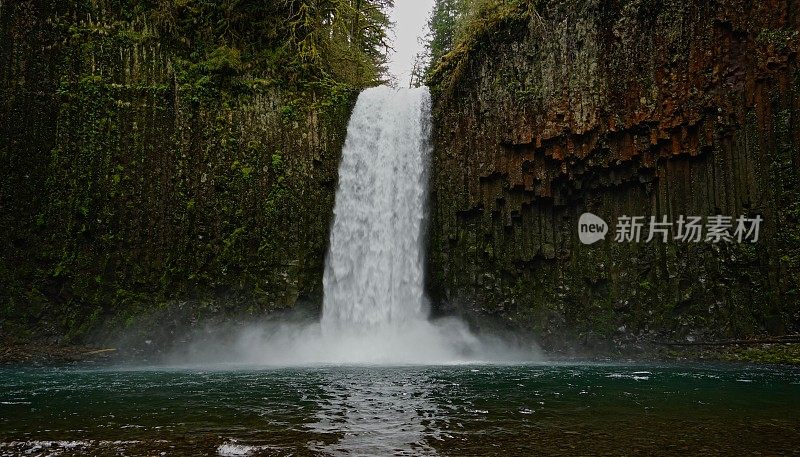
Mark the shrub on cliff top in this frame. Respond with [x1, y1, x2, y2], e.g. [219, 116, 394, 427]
[424, 0, 531, 96]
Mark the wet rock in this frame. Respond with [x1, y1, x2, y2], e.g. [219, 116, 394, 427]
[427, 0, 800, 347]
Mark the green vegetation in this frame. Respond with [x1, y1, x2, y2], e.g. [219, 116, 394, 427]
[147, 0, 394, 88]
[0, 0, 395, 342]
[720, 344, 800, 365]
[414, 0, 530, 87]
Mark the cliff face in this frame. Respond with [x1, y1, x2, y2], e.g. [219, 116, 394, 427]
[0, 2, 353, 341]
[428, 0, 800, 349]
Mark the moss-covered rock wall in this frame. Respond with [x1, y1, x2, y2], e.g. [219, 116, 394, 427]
[428, 0, 800, 350]
[0, 1, 355, 341]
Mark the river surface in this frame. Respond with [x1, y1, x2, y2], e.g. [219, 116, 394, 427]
[1, 362, 798, 456]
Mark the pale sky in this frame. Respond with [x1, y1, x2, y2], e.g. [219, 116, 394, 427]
[387, 0, 436, 87]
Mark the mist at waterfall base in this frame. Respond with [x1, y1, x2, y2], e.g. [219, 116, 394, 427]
[168, 314, 534, 366]
[167, 87, 538, 366]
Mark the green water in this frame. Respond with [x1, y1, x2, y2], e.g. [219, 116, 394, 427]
[1, 363, 798, 456]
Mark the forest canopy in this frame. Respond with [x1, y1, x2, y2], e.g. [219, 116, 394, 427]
[413, 0, 529, 85]
[144, 0, 395, 88]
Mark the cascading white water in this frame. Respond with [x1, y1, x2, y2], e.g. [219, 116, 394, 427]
[172, 86, 536, 365]
[322, 86, 431, 330]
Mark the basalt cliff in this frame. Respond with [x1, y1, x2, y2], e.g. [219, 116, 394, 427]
[427, 0, 800, 351]
[0, 1, 358, 343]
[1, 0, 799, 357]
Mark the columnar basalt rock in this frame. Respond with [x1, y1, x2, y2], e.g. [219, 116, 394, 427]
[0, 2, 354, 341]
[428, 0, 800, 350]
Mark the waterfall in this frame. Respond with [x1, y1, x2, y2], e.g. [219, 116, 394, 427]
[322, 86, 431, 330]
[175, 87, 534, 365]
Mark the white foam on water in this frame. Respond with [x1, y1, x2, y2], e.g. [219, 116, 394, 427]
[217, 442, 274, 456]
[0, 440, 140, 456]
